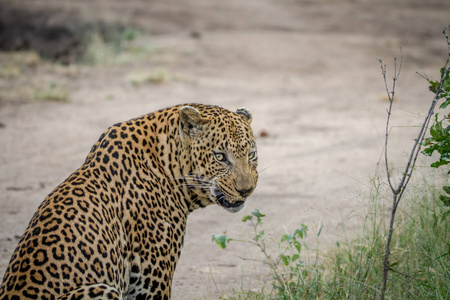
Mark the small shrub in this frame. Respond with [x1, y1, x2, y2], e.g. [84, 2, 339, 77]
[422, 65, 450, 208]
[82, 32, 118, 66]
[81, 28, 148, 66]
[33, 83, 69, 102]
[212, 183, 449, 299]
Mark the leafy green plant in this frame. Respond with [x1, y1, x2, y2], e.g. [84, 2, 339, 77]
[212, 209, 267, 251]
[210, 29, 450, 300]
[81, 28, 144, 66]
[212, 183, 449, 299]
[378, 29, 450, 299]
[422, 62, 450, 207]
[212, 209, 324, 298]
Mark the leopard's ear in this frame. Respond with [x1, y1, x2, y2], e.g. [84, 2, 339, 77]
[236, 107, 252, 124]
[179, 106, 209, 137]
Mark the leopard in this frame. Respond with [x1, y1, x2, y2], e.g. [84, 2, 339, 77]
[0, 103, 258, 300]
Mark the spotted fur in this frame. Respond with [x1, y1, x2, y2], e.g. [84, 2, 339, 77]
[0, 104, 258, 300]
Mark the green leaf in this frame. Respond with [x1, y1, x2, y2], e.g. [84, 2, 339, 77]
[291, 254, 300, 261]
[254, 230, 265, 241]
[212, 234, 229, 249]
[241, 215, 252, 222]
[429, 80, 441, 93]
[429, 66, 450, 95]
[317, 224, 323, 238]
[280, 234, 288, 243]
[294, 224, 308, 240]
[251, 209, 266, 218]
[442, 185, 450, 194]
[443, 210, 450, 220]
[293, 241, 302, 254]
[389, 261, 400, 268]
[280, 254, 290, 266]
[439, 99, 450, 109]
[439, 194, 450, 207]
[294, 229, 303, 239]
[431, 160, 450, 168]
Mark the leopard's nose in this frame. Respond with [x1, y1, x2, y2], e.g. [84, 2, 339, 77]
[237, 187, 254, 198]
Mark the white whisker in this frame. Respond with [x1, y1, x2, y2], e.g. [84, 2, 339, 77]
[258, 165, 270, 174]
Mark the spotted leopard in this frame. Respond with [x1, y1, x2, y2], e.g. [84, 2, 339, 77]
[0, 104, 258, 299]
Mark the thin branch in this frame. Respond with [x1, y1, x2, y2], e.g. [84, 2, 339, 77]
[380, 53, 402, 194]
[379, 59, 396, 193]
[380, 28, 450, 300]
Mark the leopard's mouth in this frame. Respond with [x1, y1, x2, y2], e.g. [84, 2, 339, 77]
[214, 188, 246, 213]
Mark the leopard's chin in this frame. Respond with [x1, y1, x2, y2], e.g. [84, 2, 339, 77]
[215, 189, 246, 213]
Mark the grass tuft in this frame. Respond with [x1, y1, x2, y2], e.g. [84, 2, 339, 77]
[128, 69, 170, 86]
[33, 83, 69, 102]
[82, 32, 118, 66]
[0, 51, 40, 79]
[214, 178, 449, 299]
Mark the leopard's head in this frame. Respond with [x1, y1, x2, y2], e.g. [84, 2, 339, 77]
[179, 105, 258, 213]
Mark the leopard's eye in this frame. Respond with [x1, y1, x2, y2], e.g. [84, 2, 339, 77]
[214, 152, 227, 162]
[248, 151, 257, 160]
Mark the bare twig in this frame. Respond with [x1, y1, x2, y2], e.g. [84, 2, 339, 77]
[379, 28, 450, 300]
[379, 51, 402, 193]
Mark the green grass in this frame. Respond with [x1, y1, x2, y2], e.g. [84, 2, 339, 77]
[0, 51, 72, 104]
[127, 68, 170, 86]
[0, 51, 40, 79]
[33, 82, 69, 102]
[215, 179, 449, 300]
[80, 28, 165, 66]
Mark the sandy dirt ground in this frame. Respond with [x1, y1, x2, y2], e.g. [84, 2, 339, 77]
[0, 0, 449, 299]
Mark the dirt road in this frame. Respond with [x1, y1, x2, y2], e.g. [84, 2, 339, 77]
[1, 0, 448, 298]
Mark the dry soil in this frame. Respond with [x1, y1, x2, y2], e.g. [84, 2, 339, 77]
[0, 0, 449, 299]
